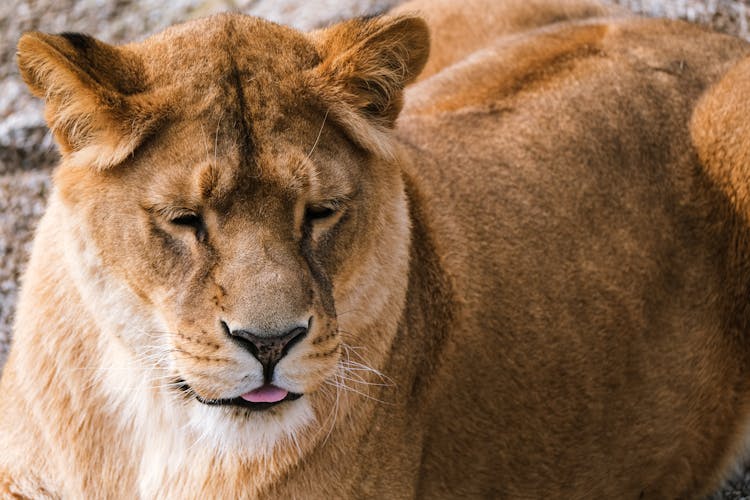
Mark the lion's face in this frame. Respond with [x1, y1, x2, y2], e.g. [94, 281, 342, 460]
[73, 112, 366, 445]
[18, 13, 428, 453]
[95, 114, 355, 403]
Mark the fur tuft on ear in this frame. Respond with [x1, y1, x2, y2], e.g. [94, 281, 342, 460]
[307, 15, 430, 157]
[691, 56, 750, 218]
[17, 32, 162, 170]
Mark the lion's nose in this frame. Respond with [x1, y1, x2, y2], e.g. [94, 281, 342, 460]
[223, 321, 308, 380]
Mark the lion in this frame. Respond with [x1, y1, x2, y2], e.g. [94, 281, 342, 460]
[3, 0, 750, 497]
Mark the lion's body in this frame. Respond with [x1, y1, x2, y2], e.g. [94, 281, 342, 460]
[4, 0, 750, 497]
[398, 10, 750, 497]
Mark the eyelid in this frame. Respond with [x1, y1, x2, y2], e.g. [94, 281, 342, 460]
[309, 194, 351, 209]
[145, 205, 200, 221]
[312, 199, 343, 210]
[168, 208, 200, 220]
[303, 198, 347, 226]
[306, 198, 349, 217]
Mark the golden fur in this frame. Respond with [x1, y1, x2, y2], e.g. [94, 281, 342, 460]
[3, 0, 750, 497]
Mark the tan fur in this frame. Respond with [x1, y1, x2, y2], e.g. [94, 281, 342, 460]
[4, 0, 750, 497]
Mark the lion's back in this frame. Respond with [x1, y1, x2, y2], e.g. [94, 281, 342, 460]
[397, 12, 750, 497]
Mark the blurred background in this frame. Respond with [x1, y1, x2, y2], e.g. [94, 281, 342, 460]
[1, 0, 749, 496]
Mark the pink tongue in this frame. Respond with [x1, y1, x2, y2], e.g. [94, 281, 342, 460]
[241, 385, 289, 404]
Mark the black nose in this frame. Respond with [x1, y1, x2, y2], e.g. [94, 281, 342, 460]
[224, 322, 308, 380]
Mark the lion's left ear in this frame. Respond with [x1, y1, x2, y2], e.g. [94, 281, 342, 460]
[308, 15, 429, 156]
[17, 32, 163, 170]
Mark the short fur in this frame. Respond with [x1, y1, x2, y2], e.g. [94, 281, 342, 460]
[4, 0, 750, 497]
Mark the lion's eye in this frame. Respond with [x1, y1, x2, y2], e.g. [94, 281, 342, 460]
[169, 212, 206, 240]
[170, 213, 202, 228]
[305, 205, 337, 222]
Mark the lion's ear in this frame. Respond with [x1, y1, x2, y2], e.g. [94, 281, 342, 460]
[691, 56, 750, 218]
[17, 32, 161, 170]
[308, 15, 429, 155]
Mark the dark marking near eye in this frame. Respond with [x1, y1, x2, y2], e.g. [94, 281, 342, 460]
[324, 210, 349, 241]
[60, 32, 94, 51]
[300, 224, 336, 317]
[314, 210, 351, 273]
[149, 219, 186, 256]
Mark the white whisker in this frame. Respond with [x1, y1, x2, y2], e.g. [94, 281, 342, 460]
[305, 109, 329, 162]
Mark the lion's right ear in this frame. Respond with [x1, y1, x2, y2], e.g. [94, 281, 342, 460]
[17, 32, 162, 170]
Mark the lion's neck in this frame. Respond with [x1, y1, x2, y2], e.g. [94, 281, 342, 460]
[3, 197, 142, 494]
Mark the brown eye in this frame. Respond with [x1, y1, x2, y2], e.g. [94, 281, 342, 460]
[305, 205, 337, 222]
[170, 213, 202, 229]
[169, 212, 206, 240]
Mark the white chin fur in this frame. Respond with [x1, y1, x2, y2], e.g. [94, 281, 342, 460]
[186, 398, 315, 457]
[133, 393, 315, 497]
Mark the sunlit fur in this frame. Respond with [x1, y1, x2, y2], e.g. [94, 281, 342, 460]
[5, 0, 750, 497]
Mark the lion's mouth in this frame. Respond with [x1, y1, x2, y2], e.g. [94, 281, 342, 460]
[179, 381, 302, 411]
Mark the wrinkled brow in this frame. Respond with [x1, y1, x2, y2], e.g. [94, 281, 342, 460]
[198, 160, 238, 203]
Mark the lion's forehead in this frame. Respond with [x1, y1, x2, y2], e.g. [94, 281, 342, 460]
[135, 117, 357, 220]
[133, 14, 320, 106]
[115, 14, 364, 225]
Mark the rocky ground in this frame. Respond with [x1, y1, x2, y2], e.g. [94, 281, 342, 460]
[1, 0, 750, 496]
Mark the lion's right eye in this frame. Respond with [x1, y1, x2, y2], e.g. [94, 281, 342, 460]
[170, 213, 202, 228]
[169, 212, 206, 240]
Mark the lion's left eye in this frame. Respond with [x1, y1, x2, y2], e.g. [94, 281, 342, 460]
[305, 205, 337, 222]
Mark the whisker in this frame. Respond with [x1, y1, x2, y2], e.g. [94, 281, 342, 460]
[320, 378, 340, 447]
[336, 372, 392, 388]
[339, 361, 393, 381]
[338, 342, 396, 387]
[325, 377, 394, 406]
[305, 109, 329, 162]
[335, 308, 367, 318]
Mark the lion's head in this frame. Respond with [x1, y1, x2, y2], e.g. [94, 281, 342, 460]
[16, 13, 429, 455]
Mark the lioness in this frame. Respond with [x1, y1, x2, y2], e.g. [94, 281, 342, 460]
[3, 0, 750, 497]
